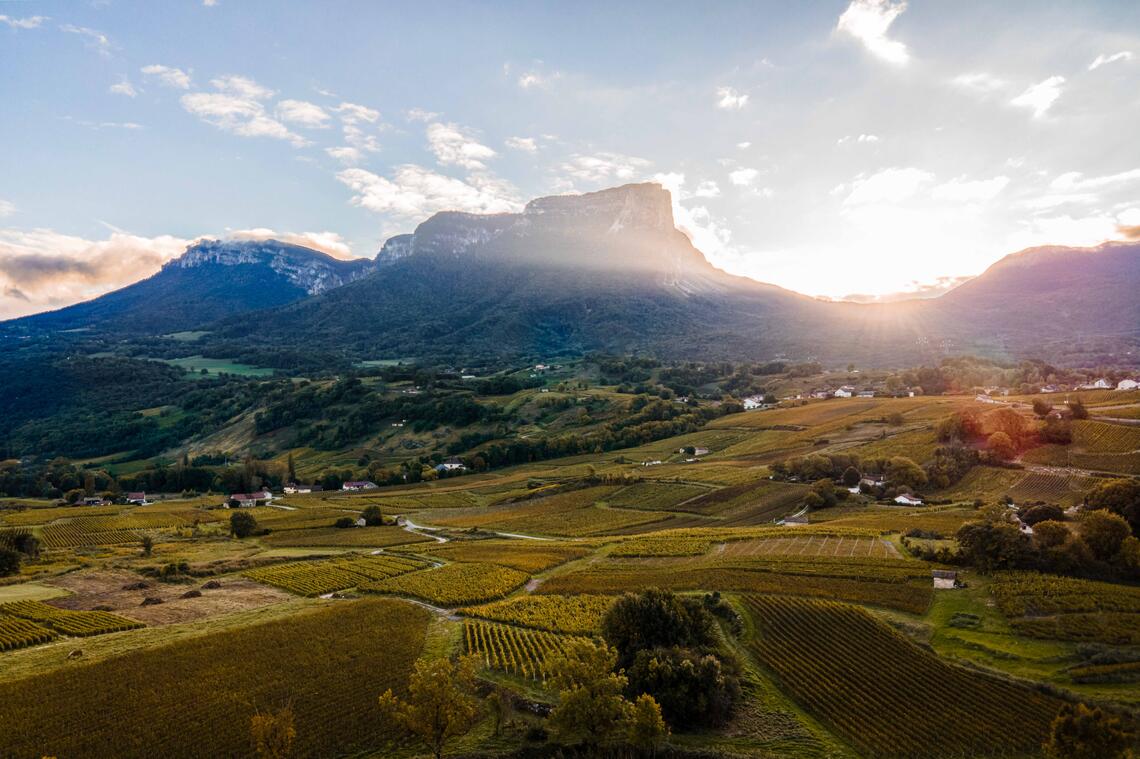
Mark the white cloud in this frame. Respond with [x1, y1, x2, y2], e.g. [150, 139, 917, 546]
[203, 0, 219, 6]
[736, 141, 752, 149]
[141, 65, 192, 90]
[0, 200, 14, 218]
[276, 99, 331, 128]
[1010, 76, 1065, 118]
[844, 167, 933, 205]
[650, 173, 732, 258]
[60, 24, 113, 57]
[337, 165, 522, 219]
[715, 86, 749, 110]
[426, 122, 497, 170]
[559, 152, 651, 184]
[226, 228, 354, 259]
[505, 136, 538, 153]
[516, 66, 559, 90]
[836, 0, 910, 65]
[0, 15, 48, 29]
[837, 133, 880, 145]
[1050, 168, 1140, 191]
[335, 102, 380, 123]
[181, 77, 306, 147]
[72, 119, 143, 130]
[1006, 213, 1120, 251]
[693, 180, 721, 198]
[951, 72, 1007, 94]
[1088, 51, 1133, 71]
[210, 74, 274, 100]
[931, 175, 1010, 203]
[405, 107, 439, 122]
[326, 146, 362, 165]
[109, 78, 138, 97]
[729, 168, 759, 187]
[0, 229, 192, 320]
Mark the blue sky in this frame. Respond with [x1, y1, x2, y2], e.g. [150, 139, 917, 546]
[2, 0, 1139, 318]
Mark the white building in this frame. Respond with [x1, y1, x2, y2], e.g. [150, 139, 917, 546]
[894, 494, 923, 506]
[833, 387, 854, 398]
[1118, 379, 1139, 391]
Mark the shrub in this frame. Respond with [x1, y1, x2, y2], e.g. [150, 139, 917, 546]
[1020, 504, 1064, 527]
[230, 511, 258, 539]
[0, 548, 21, 577]
[334, 517, 355, 529]
[626, 646, 739, 728]
[601, 588, 716, 668]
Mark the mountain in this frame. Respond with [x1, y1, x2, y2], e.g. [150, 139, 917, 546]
[4, 239, 376, 335]
[203, 184, 841, 362]
[194, 184, 1140, 366]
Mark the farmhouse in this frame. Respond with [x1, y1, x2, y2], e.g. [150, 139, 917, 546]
[126, 492, 147, 505]
[932, 570, 958, 589]
[742, 395, 767, 410]
[894, 494, 923, 506]
[1118, 379, 1139, 391]
[341, 481, 378, 491]
[856, 390, 875, 398]
[283, 483, 322, 494]
[435, 457, 466, 473]
[229, 490, 271, 507]
[833, 387, 854, 398]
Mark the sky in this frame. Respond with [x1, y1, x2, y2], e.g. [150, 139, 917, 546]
[2, 0, 1140, 319]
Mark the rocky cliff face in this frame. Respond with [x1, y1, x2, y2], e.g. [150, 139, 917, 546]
[374, 183, 711, 283]
[173, 239, 375, 294]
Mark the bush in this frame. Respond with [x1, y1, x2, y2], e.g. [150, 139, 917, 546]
[0, 548, 21, 577]
[334, 517, 355, 529]
[1020, 504, 1064, 527]
[626, 646, 740, 728]
[230, 511, 258, 539]
[361, 505, 384, 526]
[601, 588, 717, 668]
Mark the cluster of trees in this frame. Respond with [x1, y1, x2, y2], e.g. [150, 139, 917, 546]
[771, 452, 928, 499]
[956, 480, 1140, 580]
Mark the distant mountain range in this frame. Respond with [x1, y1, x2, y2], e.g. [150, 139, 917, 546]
[7, 238, 375, 335]
[4, 183, 1138, 366]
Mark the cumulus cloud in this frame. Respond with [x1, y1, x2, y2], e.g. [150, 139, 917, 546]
[275, 99, 331, 128]
[426, 122, 497, 170]
[729, 168, 759, 187]
[844, 167, 933, 205]
[181, 75, 306, 147]
[109, 78, 138, 97]
[331, 102, 382, 157]
[951, 72, 1006, 94]
[141, 64, 192, 89]
[715, 86, 749, 110]
[326, 146, 362, 165]
[1050, 168, 1140, 192]
[836, 0, 909, 65]
[736, 141, 752, 149]
[60, 24, 113, 56]
[1010, 76, 1065, 118]
[931, 175, 1010, 203]
[0, 15, 48, 30]
[1089, 51, 1133, 71]
[337, 165, 522, 219]
[651, 173, 732, 259]
[0, 200, 14, 218]
[405, 107, 439, 122]
[505, 136, 538, 153]
[559, 152, 651, 184]
[226, 228, 354, 259]
[837, 134, 880, 145]
[0, 229, 192, 319]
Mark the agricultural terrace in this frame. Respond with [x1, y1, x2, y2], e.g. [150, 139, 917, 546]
[243, 554, 428, 596]
[991, 572, 1140, 646]
[742, 595, 1064, 758]
[360, 562, 531, 606]
[0, 599, 429, 758]
[464, 620, 591, 682]
[416, 540, 589, 573]
[459, 594, 614, 635]
[0, 601, 144, 636]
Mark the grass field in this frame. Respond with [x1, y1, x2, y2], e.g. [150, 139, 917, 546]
[156, 355, 275, 377]
[0, 598, 430, 758]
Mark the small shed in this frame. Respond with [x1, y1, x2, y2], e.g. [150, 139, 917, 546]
[932, 570, 958, 589]
[783, 513, 810, 526]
